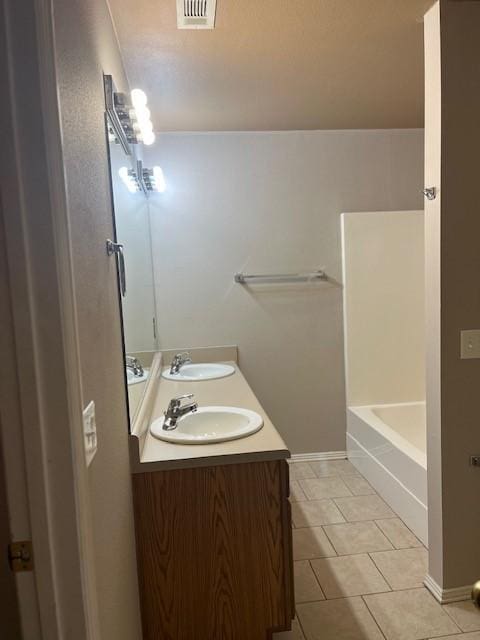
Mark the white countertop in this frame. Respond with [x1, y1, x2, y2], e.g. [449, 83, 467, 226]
[134, 361, 290, 471]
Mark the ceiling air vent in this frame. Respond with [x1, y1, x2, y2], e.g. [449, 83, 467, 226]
[177, 0, 217, 29]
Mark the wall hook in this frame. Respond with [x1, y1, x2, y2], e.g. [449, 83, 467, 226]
[422, 187, 437, 201]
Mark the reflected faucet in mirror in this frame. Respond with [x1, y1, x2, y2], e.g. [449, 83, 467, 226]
[169, 352, 192, 375]
[126, 355, 144, 378]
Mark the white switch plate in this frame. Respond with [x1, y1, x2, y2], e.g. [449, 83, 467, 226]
[83, 400, 97, 466]
[460, 330, 480, 359]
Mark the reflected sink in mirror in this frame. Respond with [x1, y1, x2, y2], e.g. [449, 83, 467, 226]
[126, 368, 149, 386]
[150, 406, 263, 444]
[162, 363, 236, 381]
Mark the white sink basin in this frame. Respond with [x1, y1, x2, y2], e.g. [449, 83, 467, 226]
[126, 368, 149, 386]
[162, 363, 235, 382]
[150, 406, 263, 444]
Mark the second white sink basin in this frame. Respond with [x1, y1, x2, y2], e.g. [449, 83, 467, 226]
[150, 406, 263, 444]
[162, 363, 235, 381]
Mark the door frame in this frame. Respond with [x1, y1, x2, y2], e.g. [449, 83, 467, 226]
[0, 0, 101, 637]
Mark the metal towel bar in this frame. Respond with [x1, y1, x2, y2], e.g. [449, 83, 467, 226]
[234, 269, 327, 284]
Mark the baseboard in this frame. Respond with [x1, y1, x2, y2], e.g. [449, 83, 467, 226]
[290, 451, 347, 463]
[424, 574, 472, 604]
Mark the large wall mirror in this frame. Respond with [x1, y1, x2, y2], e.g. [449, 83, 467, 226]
[104, 75, 158, 428]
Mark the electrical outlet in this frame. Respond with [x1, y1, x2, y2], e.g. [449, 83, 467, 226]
[460, 330, 480, 359]
[83, 401, 97, 466]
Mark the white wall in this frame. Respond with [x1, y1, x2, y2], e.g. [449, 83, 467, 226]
[52, 0, 143, 637]
[145, 130, 423, 453]
[425, 0, 480, 592]
[342, 211, 425, 406]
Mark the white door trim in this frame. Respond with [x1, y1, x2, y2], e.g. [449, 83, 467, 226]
[1, 0, 100, 637]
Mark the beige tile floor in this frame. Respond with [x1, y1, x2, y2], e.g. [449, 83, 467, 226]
[273, 460, 480, 640]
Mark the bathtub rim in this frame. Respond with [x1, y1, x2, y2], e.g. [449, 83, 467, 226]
[349, 401, 426, 470]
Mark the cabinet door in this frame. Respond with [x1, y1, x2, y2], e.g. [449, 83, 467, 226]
[132, 460, 294, 639]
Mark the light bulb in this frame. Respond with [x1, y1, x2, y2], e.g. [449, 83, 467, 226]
[153, 166, 166, 192]
[140, 119, 154, 134]
[135, 105, 151, 125]
[142, 130, 156, 146]
[131, 88, 147, 109]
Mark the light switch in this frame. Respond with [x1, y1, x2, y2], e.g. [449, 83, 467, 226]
[460, 330, 480, 359]
[83, 401, 97, 466]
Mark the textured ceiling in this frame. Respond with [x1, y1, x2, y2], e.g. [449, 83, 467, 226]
[107, 0, 431, 131]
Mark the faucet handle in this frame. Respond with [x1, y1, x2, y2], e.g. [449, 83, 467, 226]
[176, 393, 194, 402]
[169, 393, 195, 409]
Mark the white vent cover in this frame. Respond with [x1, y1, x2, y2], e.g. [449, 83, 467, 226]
[176, 0, 217, 29]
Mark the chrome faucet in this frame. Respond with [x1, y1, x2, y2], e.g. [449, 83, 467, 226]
[163, 394, 198, 430]
[169, 351, 192, 375]
[126, 355, 144, 377]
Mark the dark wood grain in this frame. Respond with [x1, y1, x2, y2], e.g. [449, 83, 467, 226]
[132, 460, 293, 640]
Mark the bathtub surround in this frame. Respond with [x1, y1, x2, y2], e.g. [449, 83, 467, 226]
[342, 210, 426, 542]
[424, 0, 480, 599]
[145, 130, 423, 454]
[341, 211, 425, 406]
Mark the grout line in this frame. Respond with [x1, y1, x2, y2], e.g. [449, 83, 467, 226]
[319, 588, 395, 601]
[373, 518, 400, 549]
[307, 558, 327, 601]
[368, 551, 397, 591]
[369, 519, 396, 550]
[440, 600, 469, 630]
[361, 595, 389, 640]
[294, 607, 308, 640]
[292, 522, 346, 530]
[320, 519, 396, 555]
[375, 519, 426, 550]
[298, 476, 355, 500]
[321, 523, 341, 555]
[295, 596, 326, 605]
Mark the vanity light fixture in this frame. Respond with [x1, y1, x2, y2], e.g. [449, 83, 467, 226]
[141, 164, 166, 193]
[104, 75, 156, 153]
[105, 75, 137, 155]
[119, 161, 166, 195]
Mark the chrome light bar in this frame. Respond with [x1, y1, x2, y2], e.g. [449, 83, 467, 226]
[104, 74, 137, 155]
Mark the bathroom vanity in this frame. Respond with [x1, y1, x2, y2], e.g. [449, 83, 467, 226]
[129, 348, 294, 640]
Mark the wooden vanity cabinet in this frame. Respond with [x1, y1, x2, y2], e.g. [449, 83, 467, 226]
[132, 459, 294, 640]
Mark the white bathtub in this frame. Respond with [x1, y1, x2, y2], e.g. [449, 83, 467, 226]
[346, 401, 427, 545]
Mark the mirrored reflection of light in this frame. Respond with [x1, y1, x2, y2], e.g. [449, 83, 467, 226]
[119, 166, 138, 193]
[153, 166, 166, 193]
